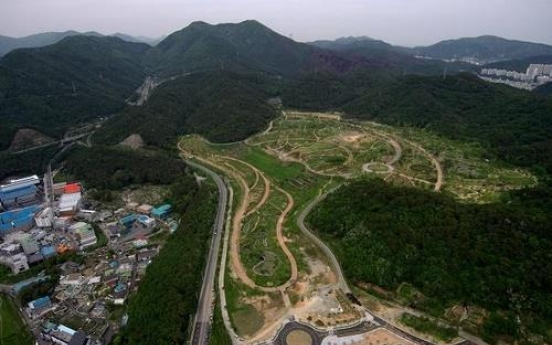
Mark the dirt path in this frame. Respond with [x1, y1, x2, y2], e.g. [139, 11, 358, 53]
[222, 157, 272, 217]
[225, 158, 297, 292]
[402, 139, 444, 191]
[189, 150, 298, 293]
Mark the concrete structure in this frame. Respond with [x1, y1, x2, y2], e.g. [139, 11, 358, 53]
[54, 216, 71, 231]
[21, 234, 40, 254]
[35, 207, 54, 228]
[60, 273, 85, 286]
[137, 215, 156, 230]
[480, 63, 552, 90]
[69, 222, 97, 249]
[0, 246, 29, 274]
[49, 325, 77, 345]
[76, 210, 97, 222]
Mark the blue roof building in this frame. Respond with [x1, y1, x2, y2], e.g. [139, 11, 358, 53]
[41, 245, 57, 258]
[28, 296, 52, 309]
[118, 214, 137, 228]
[0, 185, 38, 209]
[0, 205, 41, 234]
[152, 204, 171, 219]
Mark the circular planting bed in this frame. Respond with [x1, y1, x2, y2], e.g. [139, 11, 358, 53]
[286, 329, 314, 345]
[362, 162, 394, 174]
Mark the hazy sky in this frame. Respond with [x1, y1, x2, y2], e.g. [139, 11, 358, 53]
[1, 0, 551, 46]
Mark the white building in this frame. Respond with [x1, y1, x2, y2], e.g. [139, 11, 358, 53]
[58, 192, 82, 215]
[34, 207, 54, 228]
[0, 243, 29, 274]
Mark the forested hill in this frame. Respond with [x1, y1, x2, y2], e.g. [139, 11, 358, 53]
[308, 179, 552, 344]
[308, 37, 475, 76]
[144, 20, 366, 77]
[0, 35, 149, 145]
[343, 73, 552, 173]
[94, 71, 279, 147]
[414, 35, 552, 64]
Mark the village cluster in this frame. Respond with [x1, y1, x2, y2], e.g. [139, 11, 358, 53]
[0, 174, 175, 345]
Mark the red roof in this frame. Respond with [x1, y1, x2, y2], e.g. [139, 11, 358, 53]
[64, 183, 81, 193]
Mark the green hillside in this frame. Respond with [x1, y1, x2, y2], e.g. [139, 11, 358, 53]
[0, 35, 149, 147]
[343, 73, 552, 173]
[308, 179, 552, 344]
[94, 71, 279, 146]
[144, 20, 363, 77]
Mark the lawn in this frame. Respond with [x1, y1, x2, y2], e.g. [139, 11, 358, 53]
[0, 294, 33, 345]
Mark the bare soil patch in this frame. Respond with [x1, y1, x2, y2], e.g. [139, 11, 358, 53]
[9, 128, 55, 151]
[119, 134, 145, 149]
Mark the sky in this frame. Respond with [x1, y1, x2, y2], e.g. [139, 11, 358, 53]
[1, 0, 552, 46]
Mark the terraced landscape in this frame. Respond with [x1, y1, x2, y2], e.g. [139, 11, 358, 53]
[178, 110, 537, 343]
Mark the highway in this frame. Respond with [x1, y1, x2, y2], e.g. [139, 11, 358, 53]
[185, 159, 228, 345]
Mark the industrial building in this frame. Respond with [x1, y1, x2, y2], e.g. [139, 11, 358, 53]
[0, 175, 41, 210]
[118, 214, 138, 229]
[0, 205, 41, 236]
[152, 204, 171, 219]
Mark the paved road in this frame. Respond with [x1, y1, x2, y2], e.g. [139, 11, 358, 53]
[296, 186, 351, 294]
[186, 159, 228, 345]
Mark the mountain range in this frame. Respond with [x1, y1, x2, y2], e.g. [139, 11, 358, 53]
[1, 20, 552, 153]
[0, 30, 160, 57]
[413, 35, 552, 64]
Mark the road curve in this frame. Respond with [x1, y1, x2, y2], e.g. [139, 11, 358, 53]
[296, 186, 351, 293]
[185, 159, 228, 345]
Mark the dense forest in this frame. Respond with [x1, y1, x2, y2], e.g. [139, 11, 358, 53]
[113, 177, 217, 345]
[0, 36, 148, 147]
[63, 146, 188, 190]
[0, 145, 58, 180]
[342, 73, 552, 173]
[308, 179, 552, 343]
[94, 71, 279, 146]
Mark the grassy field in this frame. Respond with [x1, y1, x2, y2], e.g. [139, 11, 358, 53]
[0, 294, 33, 345]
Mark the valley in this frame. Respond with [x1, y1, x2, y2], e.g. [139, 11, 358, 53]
[1, 14, 552, 345]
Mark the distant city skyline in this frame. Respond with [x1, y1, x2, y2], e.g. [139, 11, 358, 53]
[1, 0, 552, 47]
